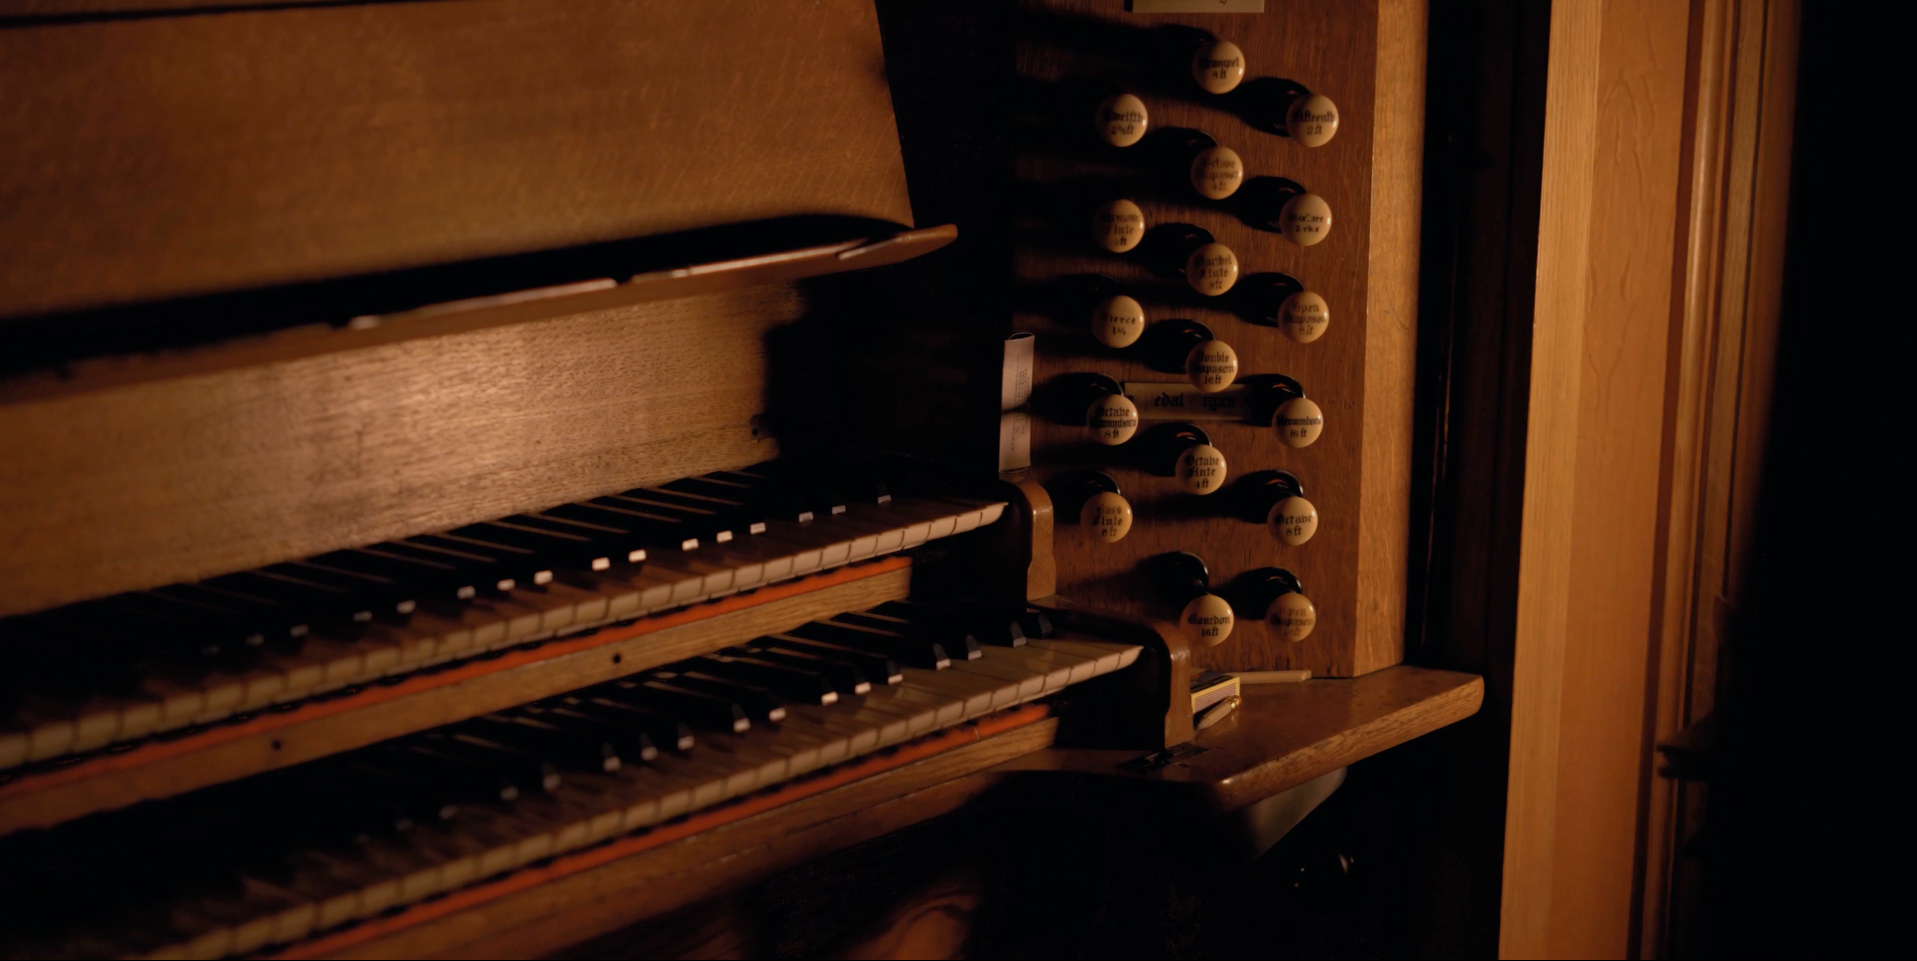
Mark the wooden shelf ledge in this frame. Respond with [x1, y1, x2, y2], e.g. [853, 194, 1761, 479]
[991, 665, 1484, 812]
[0, 223, 957, 404]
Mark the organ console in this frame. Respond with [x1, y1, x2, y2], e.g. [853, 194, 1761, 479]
[0, 1, 1484, 956]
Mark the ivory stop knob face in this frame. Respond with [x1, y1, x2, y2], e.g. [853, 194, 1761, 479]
[1184, 339, 1239, 393]
[1268, 495, 1319, 546]
[1191, 40, 1246, 95]
[1185, 242, 1239, 296]
[1287, 93, 1340, 147]
[1175, 443, 1228, 495]
[1091, 295, 1146, 348]
[1180, 593, 1236, 646]
[1079, 490, 1134, 543]
[1087, 394, 1140, 446]
[1279, 193, 1333, 246]
[1280, 291, 1330, 343]
[1267, 592, 1316, 642]
[1092, 200, 1147, 253]
[1189, 145, 1245, 200]
[1275, 397, 1324, 448]
[1095, 93, 1150, 148]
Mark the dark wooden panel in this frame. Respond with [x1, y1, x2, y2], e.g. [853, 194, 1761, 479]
[0, 0, 912, 318]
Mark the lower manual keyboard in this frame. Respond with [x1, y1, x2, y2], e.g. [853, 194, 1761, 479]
[0, 492, 1005, 771]
[0, 629, 1140, 960]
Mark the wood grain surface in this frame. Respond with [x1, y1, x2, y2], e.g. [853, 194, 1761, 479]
[0, 0, 911, 318]
[0, 285, 800, 617]
[1014, 0, 1421, 675]
[0, 564, 914, 834]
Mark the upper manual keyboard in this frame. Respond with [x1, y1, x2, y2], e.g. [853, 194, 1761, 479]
[0, 467, 1005, 771]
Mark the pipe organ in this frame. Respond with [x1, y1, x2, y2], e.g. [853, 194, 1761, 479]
[0, 2, 1480, 957]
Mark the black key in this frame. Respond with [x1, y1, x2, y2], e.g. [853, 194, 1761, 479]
[653, 669, 788, 721]
[591, 494, 734, 544]
[624, 486, 766, 537]
[786, 620, 951, 669]
[872, 599, 1026, 647]
[522, 705, 659, 762]
[835, 609, 990, 656]
[4, 617, 152, 690]
[504, 513, 650, 567]
[409, 531, 558, 587]
[662, 474, 813, 524]
[699, 471, 816, 523]
[448, 520, 609, 573]
[367, 742, 521, 803]
[155, 582, 309, 649]
[1015, 608, 1057, 640]
[47, 601, 227, 666]
[724, 465, 849, 517]
[118, 590, 269, 653]
[418, 732, 562, 794]
[758, 633, 903, 685]
[209, 569, 373, 625]
[461, 714, 621, 773]
[594, 679, 749, 733]
[544, 501, 701, 552]
[265, 561, 415, 618]
[380, 537, 532, 593]
[280, 769, 416, 841]
[332, 760, 462, 824]
[687, 654, 838, 704]
[732, 643, 873, 693]
[558, 696, 695, 752]
[312, 547, 478, 603]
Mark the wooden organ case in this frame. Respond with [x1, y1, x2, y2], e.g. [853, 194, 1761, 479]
[0, 2, 1480, 958]
[1011, 0, 1423, 678]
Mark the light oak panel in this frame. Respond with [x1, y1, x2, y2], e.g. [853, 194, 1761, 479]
[0, 285, 800, 617]
[1499, 1, 1605, 954]
[1547, 0, 1690, 954]
[1017, 0, 1422, 676]
[0, 0, 911, 318]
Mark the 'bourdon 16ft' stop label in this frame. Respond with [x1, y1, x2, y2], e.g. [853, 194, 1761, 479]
[1181, 593, 1236, 646]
